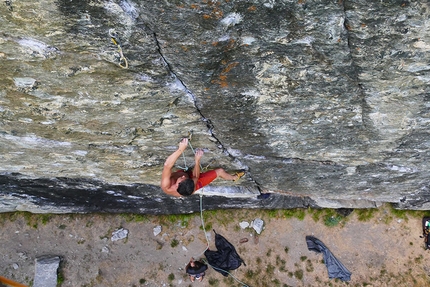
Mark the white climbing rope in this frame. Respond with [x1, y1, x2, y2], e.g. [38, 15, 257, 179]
[178, 132, 202, 171]
[197, 192, 250, 287]
[180, 134, 250, 286]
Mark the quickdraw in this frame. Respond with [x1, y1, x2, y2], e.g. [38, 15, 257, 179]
[109, 29, 128, 69]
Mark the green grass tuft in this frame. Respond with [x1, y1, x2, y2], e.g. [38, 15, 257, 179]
[208, 277, 219, 286]
[324, 215, 343, 227]
[282, 208, 306, 220]
[294, 269, 304, 280]
[170, 239, 179, 248]
[355, 209, 377, 221]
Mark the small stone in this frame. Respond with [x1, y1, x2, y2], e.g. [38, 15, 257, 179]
[252, 218, 264, 234]
[13, 77, 37, 88]
[101, 246, 110, 253]
[18, 252, 28, 260]
[156, 241, 163, 250]
[239, 221, 250, 229]
[12, 263, 19, 269]
[153, 225, 162, 236]
[111, 228, 129, 241]
[182, 246, 188, 251]
[239, 238, 248, 243]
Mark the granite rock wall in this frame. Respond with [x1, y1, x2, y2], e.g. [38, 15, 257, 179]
[0, 0, 429, 213]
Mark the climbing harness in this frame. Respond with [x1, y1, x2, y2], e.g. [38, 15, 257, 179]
[108, 29, 128, 69]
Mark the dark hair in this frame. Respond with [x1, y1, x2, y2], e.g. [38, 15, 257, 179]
[177, 179, 195, 196]
[186, 260, 208, 275]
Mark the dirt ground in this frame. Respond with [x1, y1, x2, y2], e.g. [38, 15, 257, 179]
[1, 204, 430, 287]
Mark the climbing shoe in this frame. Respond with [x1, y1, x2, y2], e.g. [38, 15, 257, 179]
[234, 170, 245, 181]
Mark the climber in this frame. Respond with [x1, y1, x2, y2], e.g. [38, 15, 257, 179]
[185, 257, 208, 282]
[160, 138, 245, 197]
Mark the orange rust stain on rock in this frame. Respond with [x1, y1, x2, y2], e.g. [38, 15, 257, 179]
[206, 0, 213, 5]
[219, 81, 229, 88]
[248, 5, 257, 11]
[224, 39, 235, 51]
[219, 75, 227, 81]
[211, 61, 239, 88]
[212, 8, 223, 19]
[222, 62, 239, 74]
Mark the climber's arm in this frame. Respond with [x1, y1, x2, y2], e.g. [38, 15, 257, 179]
[192, 149, 203, 186]
[161, 138, 188, 194]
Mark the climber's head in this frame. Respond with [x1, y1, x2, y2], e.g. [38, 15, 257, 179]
[177, 178, 195, 196]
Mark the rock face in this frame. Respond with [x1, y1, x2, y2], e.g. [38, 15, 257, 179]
[0, 0, 429, 213]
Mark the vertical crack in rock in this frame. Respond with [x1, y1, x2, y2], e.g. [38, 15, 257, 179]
[150, 32, 218, 140]
[148, 30, 261, 191]
[341, 0, 370, 129]
[341, 1, 352, 59]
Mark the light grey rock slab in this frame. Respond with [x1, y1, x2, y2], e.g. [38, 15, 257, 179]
[33, 256, 60, 287]
[13, 77, 37, 88]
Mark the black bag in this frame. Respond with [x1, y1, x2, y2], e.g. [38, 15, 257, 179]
[306, 235, 351, 281]
[204, 230, 246, 276]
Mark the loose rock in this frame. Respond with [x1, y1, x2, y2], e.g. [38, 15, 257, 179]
[239, 221, 250, 229]
[153, 225, 162, 236]
[33, 256, 60, 287]
[251, 218, 264, 234]
[111, 228, 129, 241]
